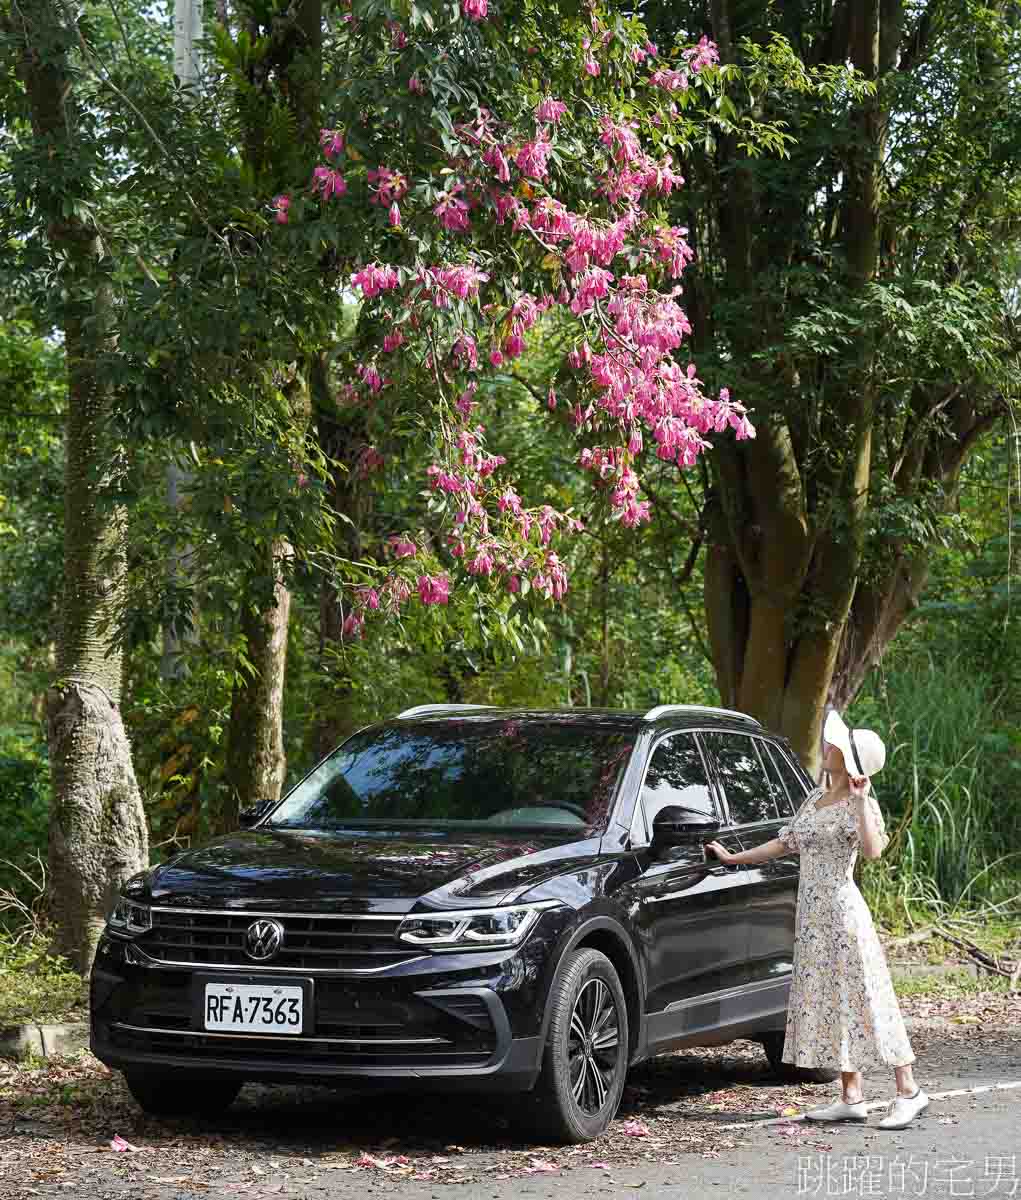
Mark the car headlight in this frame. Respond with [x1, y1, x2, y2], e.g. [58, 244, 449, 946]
[397, 902, 560, 950]
[107, 897, 152, 937]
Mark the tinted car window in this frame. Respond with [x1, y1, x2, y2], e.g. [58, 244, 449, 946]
[764, 743, 810, 812]
[268, 720, 635, 832]
[702, 731, 779, 824]
[756, 740, 796, 817]
[638, 734, 716, 838]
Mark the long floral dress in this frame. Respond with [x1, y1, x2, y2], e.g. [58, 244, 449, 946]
[779, 786, 915, 1072]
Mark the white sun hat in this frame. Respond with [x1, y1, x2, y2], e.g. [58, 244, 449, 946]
[823, 709, 886, 779]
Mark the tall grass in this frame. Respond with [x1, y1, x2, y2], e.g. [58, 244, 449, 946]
[854, 652, 1021, 921]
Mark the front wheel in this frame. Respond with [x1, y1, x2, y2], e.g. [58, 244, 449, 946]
[521, 948, 629, 1143]
[124, 1071, 242, 1117]
[760, 1031, 840, 1084]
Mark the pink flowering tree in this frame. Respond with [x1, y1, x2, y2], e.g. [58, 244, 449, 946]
[261, 0, 795, 636]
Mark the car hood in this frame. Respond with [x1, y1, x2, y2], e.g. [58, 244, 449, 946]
[145, 827, 600, 913]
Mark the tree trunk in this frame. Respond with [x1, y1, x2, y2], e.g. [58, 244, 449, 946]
[14, 0, 148, 972]
[221, 543, 293, 829]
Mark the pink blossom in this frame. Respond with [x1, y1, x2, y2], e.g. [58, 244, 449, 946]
[619, 499, 651, 527]
[409, 73, 425, 95]
[434, 190, 471, 232]
[506, 575, 521, 594]
[599, 116, 642, 165]
[643, 225, 695, 277]
[352, 263, 399, 298]
[390, 537, 417, 559]
[489, 348, 504, 367]
[389, 202, 401, 227]
[418, 575, 451, 604]
[383, 575, 412, 607]
[503, 326, 526, 358]
[569, 268, 614, 314]
[367, 166, 408, 207]
[453, 334, 479, 371]
[650, 68, 688, 92]
[342, 612, 364, 639]
[383, 330, 404, 353]
[356, 586, 380, 610]
[273, 194, 291, 224]
[468, 547, 495, 576]
[357, 363, 383, 393]
[312, 166, 347, 200]
[461, 0, 487, 20]
[535, 97, 568, 124]
[483, 145, 511, 183]
[319, 129, 345, 159]
[547, 386, 557, 410]
[515, 138, 553, 181]
[387, 20, 407, 49]
[457, 383, 478, 416]
[498, 487, 522, 515]
[584, 57, 600, 77]
[683, 35, 719, 72]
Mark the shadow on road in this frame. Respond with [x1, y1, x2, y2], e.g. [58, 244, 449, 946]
[154, 1042, 807, 1150]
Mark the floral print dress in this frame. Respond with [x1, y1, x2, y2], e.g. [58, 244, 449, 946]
[779, 786, 915, 1072]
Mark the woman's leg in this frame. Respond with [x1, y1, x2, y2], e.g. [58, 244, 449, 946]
[894, 1063, 919, 1098]
[841, 1070, 865, 1103]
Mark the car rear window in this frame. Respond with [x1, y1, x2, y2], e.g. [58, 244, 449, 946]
[267, 720, 636, 832]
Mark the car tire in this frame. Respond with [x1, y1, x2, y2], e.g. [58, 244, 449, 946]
[760, 1031, 840, 1084]
[124, 1071, 242, 1117]
[521, 948, 629, 1144]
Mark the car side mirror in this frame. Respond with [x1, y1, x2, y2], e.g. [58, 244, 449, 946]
[651, 806, 720, 852]
[238, 798, 275, 829]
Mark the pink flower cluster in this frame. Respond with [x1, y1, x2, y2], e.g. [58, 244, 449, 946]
[289, 29, 738, 616]
[352, 263, 399, 298]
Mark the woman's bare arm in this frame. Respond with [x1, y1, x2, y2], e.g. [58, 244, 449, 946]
[705, 837, 793, 866]
[850, 784, 888, 859]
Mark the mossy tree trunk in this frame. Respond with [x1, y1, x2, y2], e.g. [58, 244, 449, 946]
[13, 0, 148, 972]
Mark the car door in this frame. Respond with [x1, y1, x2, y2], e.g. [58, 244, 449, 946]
[700, 731, 801, 999]
[630, 732, 750, 1051]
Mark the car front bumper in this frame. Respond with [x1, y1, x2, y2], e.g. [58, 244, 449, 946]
[89, 932, 555, 1092]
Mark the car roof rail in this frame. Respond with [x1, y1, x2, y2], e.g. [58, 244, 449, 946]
[396, 703, 496, 719]
[643, 703, 761, 726]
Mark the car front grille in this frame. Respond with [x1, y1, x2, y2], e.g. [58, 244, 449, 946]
[137, 909, 421, 973]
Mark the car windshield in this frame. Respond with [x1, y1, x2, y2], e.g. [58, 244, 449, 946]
[266, 719, 636, 832]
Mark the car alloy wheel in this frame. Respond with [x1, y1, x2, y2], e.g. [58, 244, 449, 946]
[523, 947, 629, 1143]
[568, 977, 621, 1114]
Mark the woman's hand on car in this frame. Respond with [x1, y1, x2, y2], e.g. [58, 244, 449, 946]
[705, 840, 736, 865]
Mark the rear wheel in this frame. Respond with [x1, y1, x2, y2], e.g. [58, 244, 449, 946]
[124, 1071, 242, 1117]
[760, 1031, 840, 1084]
[521, 948, 629, 1143]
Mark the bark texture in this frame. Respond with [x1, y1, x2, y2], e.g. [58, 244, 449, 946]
[13, 0, 149, 971]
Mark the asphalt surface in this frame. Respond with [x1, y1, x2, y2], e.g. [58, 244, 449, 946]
[6, 1018, 1020, 1199]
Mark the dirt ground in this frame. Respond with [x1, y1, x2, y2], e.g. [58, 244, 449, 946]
[2, 987, 1018, 1199]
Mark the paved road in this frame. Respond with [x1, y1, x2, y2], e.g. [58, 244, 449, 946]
[6, 1021, 1020, 1200]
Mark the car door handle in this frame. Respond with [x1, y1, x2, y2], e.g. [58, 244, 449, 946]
[707, 863, 742, 874]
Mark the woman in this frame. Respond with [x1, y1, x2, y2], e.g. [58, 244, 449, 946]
[706, 710, 928, 1129]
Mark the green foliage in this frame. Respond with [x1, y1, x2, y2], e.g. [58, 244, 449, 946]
[0, 931, 85, 1026]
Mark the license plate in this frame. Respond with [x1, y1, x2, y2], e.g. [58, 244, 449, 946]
[203, 982, 305, 1034]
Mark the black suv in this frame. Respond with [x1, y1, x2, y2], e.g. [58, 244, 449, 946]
[91, 704, 833, 1142]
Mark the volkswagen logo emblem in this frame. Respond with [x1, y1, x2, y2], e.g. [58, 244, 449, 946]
[245, 918, 284, 962]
